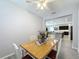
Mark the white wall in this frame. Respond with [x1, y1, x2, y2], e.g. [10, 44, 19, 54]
[0, 0, 43, 58]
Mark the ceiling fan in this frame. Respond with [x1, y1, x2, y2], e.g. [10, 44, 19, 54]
[26, 0, 55, 10]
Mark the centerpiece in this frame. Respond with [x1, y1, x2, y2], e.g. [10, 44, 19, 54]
[36, 31, 48, 45]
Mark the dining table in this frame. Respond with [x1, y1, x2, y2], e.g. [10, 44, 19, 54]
[20, 38, 57, 59]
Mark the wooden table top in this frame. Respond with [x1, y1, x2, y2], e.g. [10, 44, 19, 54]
[21, 39, 56, 59]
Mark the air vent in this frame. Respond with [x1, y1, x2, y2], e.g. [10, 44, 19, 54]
[26, 1, 31, 3]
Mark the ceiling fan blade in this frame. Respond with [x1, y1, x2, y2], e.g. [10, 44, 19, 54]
[26, 1, 32, 3]
[26, 0, 38, 4]
[46, 0, 55, 3]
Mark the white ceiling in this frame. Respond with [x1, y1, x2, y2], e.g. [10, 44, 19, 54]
[8, 0, 79, 18]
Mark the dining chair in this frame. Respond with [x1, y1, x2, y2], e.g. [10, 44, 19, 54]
[12, 43, 33, 59]
[45, 38, 62, 59]
[48, 34, 55, 39]
[55, 32, 62, 40]
[56, 38, 62, 59]
[53, 39, 59, 51]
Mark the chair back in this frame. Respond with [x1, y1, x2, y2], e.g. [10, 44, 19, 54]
[56, 38, 62, 59]
[12, 43, 22, 59]
[48, 34, 55, 39]
[55, 33, 62, 40]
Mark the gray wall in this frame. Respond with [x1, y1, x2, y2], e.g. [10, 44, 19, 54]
[0, 0, 43, 58]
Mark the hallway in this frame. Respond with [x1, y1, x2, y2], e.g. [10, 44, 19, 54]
[59, 36, 79, 59]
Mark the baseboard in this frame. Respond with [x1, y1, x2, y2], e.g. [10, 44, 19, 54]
[0, 53, 15, 59]
[72, 46, 79, 55]
[72, 46, 78, 50]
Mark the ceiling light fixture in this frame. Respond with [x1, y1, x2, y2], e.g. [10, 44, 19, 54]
[26, 0, 55, 10]
[37, 0, 47, 10]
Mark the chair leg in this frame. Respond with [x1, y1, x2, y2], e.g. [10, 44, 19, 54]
[45, 56, 52, 59]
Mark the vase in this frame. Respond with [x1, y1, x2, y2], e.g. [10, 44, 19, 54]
[36, 38, 48, 45]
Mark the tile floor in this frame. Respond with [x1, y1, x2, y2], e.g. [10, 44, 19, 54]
[58, 35, 79, 59]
